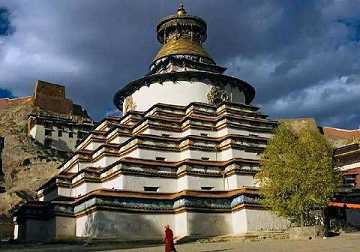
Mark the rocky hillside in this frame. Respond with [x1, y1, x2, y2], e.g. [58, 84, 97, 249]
[0, 102, 65, 217]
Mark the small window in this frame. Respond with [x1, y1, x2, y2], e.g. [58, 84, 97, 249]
[162, 134, 170, 137]
[200, 133, 208, 137]
[58, 130, 63, 137]
[156, 157, 166, 161]
[69, 132, 73, 138]
[201, 157, 210, 161]
[343, 175, 356, 188]
[44, 138, 52, 147]
[78, 132, 87, 140]
[144, 186, 159, 192]
[201, 186, 214, 191]
[45, 129, 52, 136]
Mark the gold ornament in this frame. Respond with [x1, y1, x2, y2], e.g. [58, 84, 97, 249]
[207, 86, 230, 105]
[124, 96, 136, 113]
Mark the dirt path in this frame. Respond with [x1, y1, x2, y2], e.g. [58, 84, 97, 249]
[112, 234, 360, 252]
[1, 234, 360, 252]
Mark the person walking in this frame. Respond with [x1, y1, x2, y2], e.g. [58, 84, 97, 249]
[164, 224, 176, 252]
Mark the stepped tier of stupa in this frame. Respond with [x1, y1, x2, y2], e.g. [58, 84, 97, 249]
[13, 5, 288, 241]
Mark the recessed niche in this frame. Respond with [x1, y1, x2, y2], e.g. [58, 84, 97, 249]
[144, 186, 159, 192]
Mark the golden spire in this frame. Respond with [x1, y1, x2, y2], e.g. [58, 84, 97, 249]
[153, 4, 214, 63]
[177, 3, 187, 16]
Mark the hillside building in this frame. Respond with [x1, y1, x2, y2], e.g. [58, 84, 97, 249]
[0, 80, 96, 153]
[13, 5, 289, 241]
[27, 80, 96, 153]
[28, 113, 94, 153]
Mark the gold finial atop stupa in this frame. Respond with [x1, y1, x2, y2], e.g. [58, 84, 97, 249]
[153, 4, 214, 63]
[177, 3, 187, 16]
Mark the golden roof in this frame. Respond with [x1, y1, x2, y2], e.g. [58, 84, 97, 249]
[154, 38, 212, 61]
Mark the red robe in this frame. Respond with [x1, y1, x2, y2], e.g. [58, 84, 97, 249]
[164, 227, 175, 252]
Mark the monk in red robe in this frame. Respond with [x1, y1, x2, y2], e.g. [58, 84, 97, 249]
[164, 224, 176, 252]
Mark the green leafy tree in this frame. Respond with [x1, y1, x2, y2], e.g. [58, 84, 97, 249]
[255, 122, 341, 226]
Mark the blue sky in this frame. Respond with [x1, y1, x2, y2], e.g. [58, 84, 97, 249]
[0, 0, 359, 128]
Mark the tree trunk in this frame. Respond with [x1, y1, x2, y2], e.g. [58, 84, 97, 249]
[300, 213, 304, 227]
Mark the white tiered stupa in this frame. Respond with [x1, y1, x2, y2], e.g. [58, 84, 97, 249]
[13, 5, 288, 241]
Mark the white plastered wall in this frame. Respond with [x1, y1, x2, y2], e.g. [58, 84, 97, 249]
[89, 147, 258, 165]
[71, 182, 100, 197]
[174, 212, 188, 237]
[231, 209, 289, 234]
[64, 173, 257, 194]
[177, 175, 225, 191]
[102, 176, 124, 190]
[84, 142, 103, 151]
[127, 81, 246, 113]
[75, 210, 233, 239]
[109, 136, 129, 145]
[21, 209, 287, 241]
[225, 174, 256, 190]
[231, 209, 248, 234]
[29, 125, 45, 145]
[140, 127, 270, 141]
[76, 211, 174, 240]
[186, 212, 232, 236]
[65, 160, 91, 173]
[92, 156, 121, 168]
[122, 175, 177, 192]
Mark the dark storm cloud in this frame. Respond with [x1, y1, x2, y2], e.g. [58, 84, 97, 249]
[0, 0, 359, 128]
[0, 7, 13, 35]
[338, 17, 360, 42]
[0, 88, 13, 98]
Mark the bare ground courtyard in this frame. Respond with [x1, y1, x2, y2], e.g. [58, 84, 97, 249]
[1, 233, 360, 252]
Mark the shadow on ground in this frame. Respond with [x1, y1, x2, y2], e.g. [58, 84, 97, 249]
[0, 240, 163, 252]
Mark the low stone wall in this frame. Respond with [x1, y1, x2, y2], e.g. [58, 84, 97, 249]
[289, 226, 323, 240]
